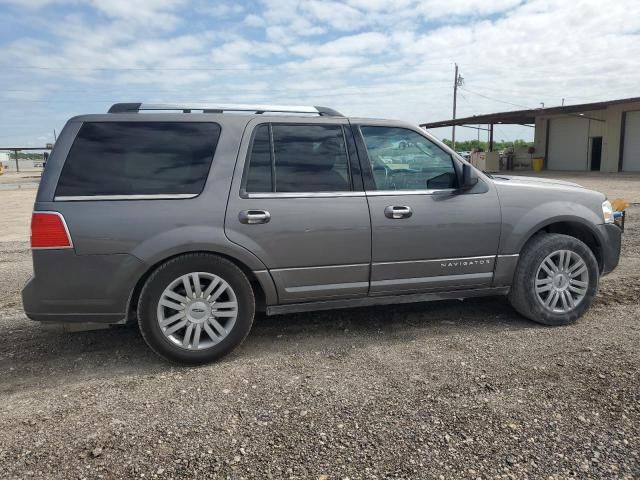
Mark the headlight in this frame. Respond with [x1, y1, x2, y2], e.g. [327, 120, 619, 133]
[602, 200, 614, 224]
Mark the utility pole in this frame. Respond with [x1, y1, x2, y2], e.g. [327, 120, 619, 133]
[452, 63, 464, 151]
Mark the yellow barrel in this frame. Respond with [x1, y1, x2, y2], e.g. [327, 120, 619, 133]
[532, 157, 544, 172]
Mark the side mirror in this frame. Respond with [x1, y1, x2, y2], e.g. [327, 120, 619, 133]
[460, 163, 479, 191]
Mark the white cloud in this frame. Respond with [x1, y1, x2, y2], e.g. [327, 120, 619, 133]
[289, 32, 390, 58]
[89, 0, 184, 22]
[416, 0, 523, 18]
[1, 0, 640, 144]
[196, 2, 244, 17]
[0, 0, 66, 7]
[209, 38, 284, 64]
[2, 0, 186, 27]
[243, 14, 265, 28]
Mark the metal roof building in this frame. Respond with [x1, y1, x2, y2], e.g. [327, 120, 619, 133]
[421, 96, 640, 172]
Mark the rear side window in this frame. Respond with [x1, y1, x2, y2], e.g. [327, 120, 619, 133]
[56, 122, 220, 197]
[245, 125, 273, 193]
[244, 124, 351, 193]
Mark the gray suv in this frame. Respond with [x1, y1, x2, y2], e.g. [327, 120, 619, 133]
[22, 103, 623, 364]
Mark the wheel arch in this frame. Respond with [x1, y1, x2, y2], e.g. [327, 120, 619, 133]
[519, 219, 604, 273]
[125, 249, 277, 323]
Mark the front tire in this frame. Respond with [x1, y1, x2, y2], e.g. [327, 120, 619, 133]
[508, 233, 599, 326]
[138, 253, 255, 364]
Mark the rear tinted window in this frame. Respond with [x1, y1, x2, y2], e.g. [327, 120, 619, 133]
[56, 122, 220, 197]
[273, 124, 350, 192]
[245, 125, 273, 193]
[244, 123, 351, 193]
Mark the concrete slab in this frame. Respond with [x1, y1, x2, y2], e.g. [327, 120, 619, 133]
[1, 189, 36, 242]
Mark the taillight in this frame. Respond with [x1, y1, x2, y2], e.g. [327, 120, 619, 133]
[31, 212, 73, 249]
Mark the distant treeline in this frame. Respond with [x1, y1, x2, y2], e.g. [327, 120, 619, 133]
[2, 152, 47, 160]
[441, 139, 533, 151]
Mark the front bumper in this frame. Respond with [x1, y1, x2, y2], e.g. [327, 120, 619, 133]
[597, 223, 622, 275]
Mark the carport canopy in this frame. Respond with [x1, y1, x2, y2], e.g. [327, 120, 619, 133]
[420, 108, 539, 152]
[420, 97, 640, 129]
[420, 110, 536, 129]
[420, 96, 640, 152]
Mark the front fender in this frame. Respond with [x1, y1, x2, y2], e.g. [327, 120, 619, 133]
[499, 200, 604, 254]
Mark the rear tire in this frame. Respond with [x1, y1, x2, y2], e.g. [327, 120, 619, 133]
[138, 253, 255, 364]
[508, 233, 599, 326]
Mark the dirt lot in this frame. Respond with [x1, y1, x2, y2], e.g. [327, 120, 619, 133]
[0, 175, 639, 479]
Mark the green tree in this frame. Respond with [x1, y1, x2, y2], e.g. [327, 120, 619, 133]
[442, 139, 532, 152]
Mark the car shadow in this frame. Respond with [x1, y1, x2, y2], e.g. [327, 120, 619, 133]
[0, 296, 538, 393]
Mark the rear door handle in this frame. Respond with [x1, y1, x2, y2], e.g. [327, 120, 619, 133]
[384, 205, 412, 219]
[239, 210, 271, 224]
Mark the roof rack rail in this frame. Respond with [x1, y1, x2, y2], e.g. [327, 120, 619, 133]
[107, 103, 343, 117]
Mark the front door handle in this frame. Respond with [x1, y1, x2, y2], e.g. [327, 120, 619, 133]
[239, 210, 271, 224]
[384, 205, 412, 219]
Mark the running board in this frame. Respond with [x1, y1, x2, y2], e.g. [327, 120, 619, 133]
[266, 287, 510, 316]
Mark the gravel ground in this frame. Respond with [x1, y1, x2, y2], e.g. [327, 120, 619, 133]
[0, 182, 639, 479]
[0, 171, 42, 185]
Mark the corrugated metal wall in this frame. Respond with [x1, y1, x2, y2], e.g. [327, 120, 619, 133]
[534, 101, 640, 172]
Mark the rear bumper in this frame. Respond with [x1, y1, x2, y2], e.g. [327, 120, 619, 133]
[22, 250, 144, 323]
[597, 223, 622, 275]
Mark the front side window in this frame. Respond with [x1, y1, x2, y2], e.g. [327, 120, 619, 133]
[56, 122, 220, 197]
[244, 124, 351, 193]
[360, 126, 457, 191]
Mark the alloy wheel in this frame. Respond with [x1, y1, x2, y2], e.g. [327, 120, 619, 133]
[156, 272, 238, 350]
[534, 249, 589, 314]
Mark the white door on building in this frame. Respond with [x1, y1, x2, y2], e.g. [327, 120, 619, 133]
[547, 117, 589, 170]
[622, 111, 640, 172]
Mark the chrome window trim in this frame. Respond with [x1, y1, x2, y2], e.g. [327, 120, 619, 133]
[245, 192, 366, 199]
[243, 189, 458, 198]
[31, 211, 74, 250]
[365, 188, 456, 196]
[54, 193, 197, 201]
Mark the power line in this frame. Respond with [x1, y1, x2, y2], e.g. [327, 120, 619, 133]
[1, 82, 450, 96]
[459, 87, 533, 109]
[0, 60, 455, 73]
[1, 64, 283, 72]
[459, 84, 612, 105]
[0, 84, 453, 104]
[459, 86, 607, 125]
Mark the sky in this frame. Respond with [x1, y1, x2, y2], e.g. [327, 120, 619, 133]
[0, 0, 639, 147]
